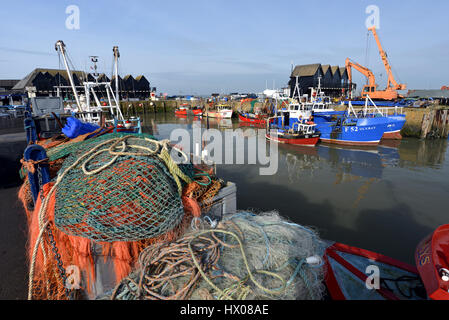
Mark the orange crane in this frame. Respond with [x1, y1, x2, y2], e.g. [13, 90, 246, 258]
[346, 27, 406, 100]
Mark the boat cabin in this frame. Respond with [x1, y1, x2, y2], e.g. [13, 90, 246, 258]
[216, 104, 232, 111]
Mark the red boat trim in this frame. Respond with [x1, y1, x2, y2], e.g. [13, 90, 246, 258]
[382, 130, 402, 140]
[323, 254, 347, 300]
[325, 242, 419, 300]
[332, 242, 418, 274]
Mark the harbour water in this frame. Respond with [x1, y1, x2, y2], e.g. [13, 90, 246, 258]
[1, 113, 449, 299]
[143, 113, 449, 265]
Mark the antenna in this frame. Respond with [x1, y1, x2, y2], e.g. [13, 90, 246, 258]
[89, 56, 99, 82]
[113, 46, 120, 103]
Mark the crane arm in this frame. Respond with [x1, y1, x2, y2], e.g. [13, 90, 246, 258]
[368, 27, 406, 90]
[345, 58, 376, 87]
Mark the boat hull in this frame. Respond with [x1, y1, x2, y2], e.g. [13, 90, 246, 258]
[324, 242, 425, 300]
[238, 113, 267, 124]
[265, 132, 320, 147]
[206, 110, 233, 118]
[382, 130, 402, 140]
[315, 117, 388, 146]
[175, 109, 203, 116]
[415, 224, 449, 300]
[381, 115, 406, 140]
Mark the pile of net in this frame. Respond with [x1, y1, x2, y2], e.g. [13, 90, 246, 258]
[108, 211, 326, 300]
[19, 132, 224, 300]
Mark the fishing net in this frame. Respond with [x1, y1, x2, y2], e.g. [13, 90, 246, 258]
[21, 132, 226, 300]
[52, 134, 194, 242]
[54, 157, 183, 242]
[109, 211, 326, 300]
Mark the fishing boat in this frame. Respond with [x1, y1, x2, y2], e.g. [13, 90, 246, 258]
[174, 103, 203, 116]
[315, 114, 388, 146]
[54, 41, 141, 134]
[312, 98, 403, 146]
[266, 113, 320, 147]
[238, 112, 267, 125]
[206, 104, 233, 118]
[324, 224, 449, 300]
[346, 96, 406, 140]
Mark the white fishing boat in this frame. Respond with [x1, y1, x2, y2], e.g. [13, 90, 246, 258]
[206, 104, 233, 118]
[54, 41, 141, 133]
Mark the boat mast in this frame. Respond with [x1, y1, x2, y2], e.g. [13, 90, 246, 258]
[113, 46, 120, 103]
[55, 40, 81, 109]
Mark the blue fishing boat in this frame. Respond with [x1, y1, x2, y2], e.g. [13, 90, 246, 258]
[313, 98, 406, 145]
[344, 98, 406, 140]
[315, 115, 388, 146]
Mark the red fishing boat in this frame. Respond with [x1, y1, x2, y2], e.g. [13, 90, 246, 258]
[174, 104, 203, 116]
[238, 112, 267, 125]
[266, 116, 320, 147]
[265, 130, 320, 147]
[324, 224, 449, 300]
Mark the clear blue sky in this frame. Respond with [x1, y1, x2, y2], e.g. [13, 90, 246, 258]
[1, 0, 448, 95]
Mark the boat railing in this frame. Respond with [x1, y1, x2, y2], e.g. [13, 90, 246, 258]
[351, 106, 404, 117]
[347, 96, 404, 118]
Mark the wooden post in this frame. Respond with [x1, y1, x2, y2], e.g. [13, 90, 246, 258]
[420, 109, 436, 139]
[441, 109, 449, 138]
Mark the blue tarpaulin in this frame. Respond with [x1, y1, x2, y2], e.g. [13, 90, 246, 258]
[62, 117, 100, 139]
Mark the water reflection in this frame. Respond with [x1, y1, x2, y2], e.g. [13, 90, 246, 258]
[142, 112, 448, 175]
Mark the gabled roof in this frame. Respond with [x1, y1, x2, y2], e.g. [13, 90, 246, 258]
[321, 65, 331, 74]
[291, 63, 322, 77]
[339, 67, 348, 76]
[12, 68, 87, 90]
[331, 66, 341, 77]
[135, 75, 148, 82]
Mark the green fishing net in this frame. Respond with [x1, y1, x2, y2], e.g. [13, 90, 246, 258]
[52, 133, 194, 242]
